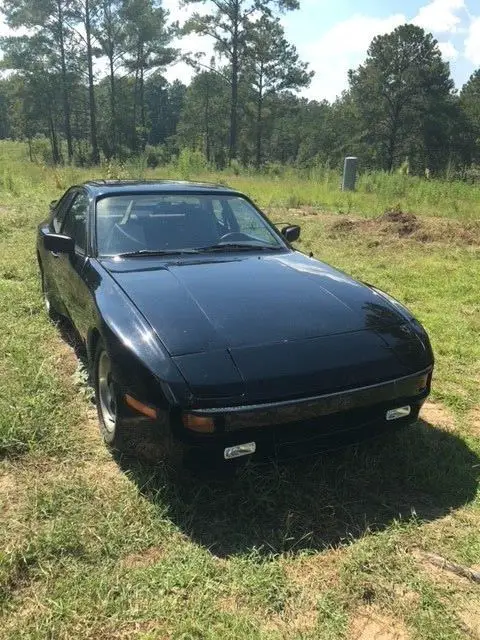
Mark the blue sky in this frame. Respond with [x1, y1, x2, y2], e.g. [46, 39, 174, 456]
[162, 0, 480, 101]
[1, 0, 479, 102]
[277, 0, 479, 101]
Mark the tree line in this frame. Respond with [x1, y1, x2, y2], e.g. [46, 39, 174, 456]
[0, 0, 479, 176]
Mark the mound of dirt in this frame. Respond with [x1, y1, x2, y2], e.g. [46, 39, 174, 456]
[330, 218, 356, 233]
[378, 209, 420, 236]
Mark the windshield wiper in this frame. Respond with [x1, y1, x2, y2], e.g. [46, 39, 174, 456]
[113, 244, 282, 258]
[114, 248, 201, 258]
[197, 243, 282, 252]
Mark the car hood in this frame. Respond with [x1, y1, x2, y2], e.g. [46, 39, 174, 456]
[102, 251, 407, 356]
[102, 252, 432, 404]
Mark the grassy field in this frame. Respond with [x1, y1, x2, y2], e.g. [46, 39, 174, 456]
[1, 141, 480, 638]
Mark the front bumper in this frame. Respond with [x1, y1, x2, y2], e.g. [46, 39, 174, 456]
[172, 367, 432, 460]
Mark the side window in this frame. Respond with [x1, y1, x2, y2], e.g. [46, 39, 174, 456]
[52, 190, 75, 233]
[62, 192, 89, 253]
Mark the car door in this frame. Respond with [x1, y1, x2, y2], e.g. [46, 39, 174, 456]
[39, 189, 76, 310]
[49, 189, 92, 339]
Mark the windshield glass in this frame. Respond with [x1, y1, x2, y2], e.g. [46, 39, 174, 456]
[95, 194, 284, 256]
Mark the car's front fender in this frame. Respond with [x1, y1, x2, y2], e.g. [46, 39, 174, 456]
[86, 260, 190, 407]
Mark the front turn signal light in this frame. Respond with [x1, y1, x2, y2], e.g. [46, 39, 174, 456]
[125, 394, 157, 420]
[182, 413, 215, 433]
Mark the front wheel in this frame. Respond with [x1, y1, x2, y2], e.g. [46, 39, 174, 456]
[95, 346, 121, 447]
[94, 341, 137, 455]
[93, 340, 183, 465]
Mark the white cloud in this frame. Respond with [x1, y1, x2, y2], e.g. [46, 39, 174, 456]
[0, 15, 31, 38]
[464, 15, 480, 64]
[162, 0, 215, 86]
[437, 40, 459, 59]
[299, 14, 406, 102]
[412, 0, 466, 33]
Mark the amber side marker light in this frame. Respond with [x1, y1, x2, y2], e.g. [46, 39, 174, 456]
[125, 394, 157, 420]
[182, 413, 215, 433]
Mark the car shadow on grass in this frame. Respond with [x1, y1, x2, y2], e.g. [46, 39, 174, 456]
[116, 420, 479, 557]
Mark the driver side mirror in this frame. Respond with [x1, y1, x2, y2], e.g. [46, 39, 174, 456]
[281, 225, 301, 243]
[49, 200, 58, 212]
[43, 232, 75, 254]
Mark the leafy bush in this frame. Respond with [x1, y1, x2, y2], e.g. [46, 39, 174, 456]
[176, 148, 209, 178]
[30, 137, 55, 166]
[262, 162, 285, 177]
[229, 158, 242, 176]
[145, 145, 160, 168]
[462, 165, 480, 184]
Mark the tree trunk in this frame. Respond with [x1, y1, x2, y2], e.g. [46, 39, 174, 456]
[132, 50, 140, 152]
[57, 0, 73, 163]
[255, 65, 264, 169]
[139, 51, 146, 151]
[85, 0, 100, 164]
[386, 102, 401, 171]
[229, 0, 239, 161]
[204, 75, 211, 162]
[109, 54, 116, 156]
[49, 114, 61, 165]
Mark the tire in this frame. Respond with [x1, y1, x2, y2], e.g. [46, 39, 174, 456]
[94, 340, 129, 451]
[93, 339, 184, 466]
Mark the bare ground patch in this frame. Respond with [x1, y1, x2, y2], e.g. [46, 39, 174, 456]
[458, 604, 480, 639]
[329, 208, 480, 246]
[467, 407, 480, 438]
[349, 606, 409, 640]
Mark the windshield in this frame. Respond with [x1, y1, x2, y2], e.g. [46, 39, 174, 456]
[95, 194, 284, 257]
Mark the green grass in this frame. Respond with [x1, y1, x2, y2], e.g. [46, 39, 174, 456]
[1, 140, 479, 220]
[0, 141, 480, 638]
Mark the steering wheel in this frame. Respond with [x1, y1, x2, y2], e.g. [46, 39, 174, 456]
[106, 223, 145, 254]
[219, 231, 254, 242]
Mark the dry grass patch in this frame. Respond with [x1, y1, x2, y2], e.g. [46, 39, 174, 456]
[81, 620, 169, 640]
[467, 407, 480, 438]
[0, 467, 25, 539]
[80, 457, 127, 491]
[0, 468, 17, 502]
[218, 591, 319, 636]
[420, 401, 456, 432]
[328, 209, 480, 247]
[349, 606, 409, 640]
[458, 604, 480, 639]
[121, 545, 168, 570]
[410, 549, 473, 590]
[283, 549, 343, 592]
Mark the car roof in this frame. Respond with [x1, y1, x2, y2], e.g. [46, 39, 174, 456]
[80, 180, 242, 198]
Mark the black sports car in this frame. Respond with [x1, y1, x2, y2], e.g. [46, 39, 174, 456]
[37, 180, 434, 464]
